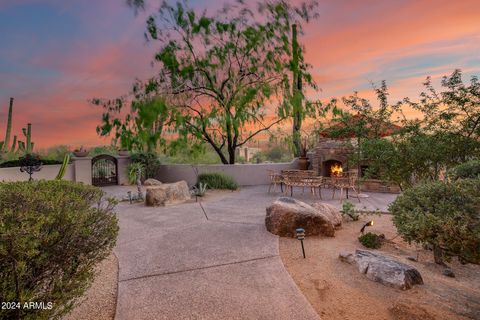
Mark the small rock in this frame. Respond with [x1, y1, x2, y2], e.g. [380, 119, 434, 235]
[143, 178, 162, 186]
[442, 268, 455, 278]
[339, 252, 355, 264]
[407, 256, 418, 262]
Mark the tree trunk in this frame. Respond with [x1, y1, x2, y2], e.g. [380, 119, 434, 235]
[228, 145, 236, 164]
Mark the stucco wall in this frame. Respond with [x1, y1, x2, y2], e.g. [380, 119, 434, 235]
[156, 159, 299, 186]
[0, 164, 75, 182]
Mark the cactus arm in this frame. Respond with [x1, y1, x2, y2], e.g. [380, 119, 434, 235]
[3, 98, 13, 152]
[26, 123, 32, 153]
[10, 135, 17, 153]
[18, 141, 25, 153]
[55, 153, 70, 180]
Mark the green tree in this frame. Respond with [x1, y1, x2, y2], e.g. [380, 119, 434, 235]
[118, 0, 318, 164]
[406, 69, 480, 139]
[325, 70, 480, 189]
[93, 96, 170, 152]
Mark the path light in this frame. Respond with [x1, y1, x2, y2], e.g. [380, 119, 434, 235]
[127, 191, 132, 204]
[360, 220, 374, 234]
[295, 228, 306, 259]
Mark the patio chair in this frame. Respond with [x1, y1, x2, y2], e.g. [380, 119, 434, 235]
[332, 171, 361, 202]
[283, 175, 323, 198]
[267, 170, 283, 193]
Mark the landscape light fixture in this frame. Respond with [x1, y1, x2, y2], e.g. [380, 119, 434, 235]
[295, 228, 306, 259]
[360, 220, 374, 234]
[127, 191, 132, 204]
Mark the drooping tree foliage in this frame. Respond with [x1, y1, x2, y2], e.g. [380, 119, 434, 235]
[92, 96, 170, 153]
[100, 0, 319, 164]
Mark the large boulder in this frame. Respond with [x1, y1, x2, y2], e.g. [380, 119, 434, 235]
[145, 181, 191, 206]
[143, 178, 162, 186]
[265, 197, 335, 237]
[312, 202, 342, 228]
[339, 249, 424, 290]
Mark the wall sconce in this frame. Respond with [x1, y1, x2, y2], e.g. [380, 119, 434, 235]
[296, 228, 306, 258]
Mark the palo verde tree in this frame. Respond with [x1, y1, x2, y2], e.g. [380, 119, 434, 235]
[122, 0, 318, 164]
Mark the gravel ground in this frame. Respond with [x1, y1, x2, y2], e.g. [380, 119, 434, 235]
[63, 253, 118, 320]
[279, 214, 480, 320]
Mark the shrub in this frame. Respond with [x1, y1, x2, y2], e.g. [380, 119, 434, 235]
[197, 172, 238, 190]
[449, 160, 480, 180]
[0, 180, 118, 320]
[389, 179, 480, 264]
[0, 158, 62, 168]
[358, 232, 384, 249]
[341, 200, 359, 221]
[130, 152, 161, 179]
[127, 162, 145, 184]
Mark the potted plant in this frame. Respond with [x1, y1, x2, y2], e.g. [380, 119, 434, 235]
[298, 138, 310, 170]
[73, 146, 88, 157]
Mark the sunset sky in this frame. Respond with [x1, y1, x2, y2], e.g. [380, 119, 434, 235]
[0, 0, 479, 149]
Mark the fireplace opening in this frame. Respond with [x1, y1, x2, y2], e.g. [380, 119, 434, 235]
[323, 160, 343, 177]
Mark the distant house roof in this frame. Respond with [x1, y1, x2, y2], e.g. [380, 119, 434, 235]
[319, 114, 402, 138]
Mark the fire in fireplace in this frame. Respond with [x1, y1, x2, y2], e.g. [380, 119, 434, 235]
[323, 160, 343, 177]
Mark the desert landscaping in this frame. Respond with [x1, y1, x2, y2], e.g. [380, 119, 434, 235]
[2, 1, 480, 319]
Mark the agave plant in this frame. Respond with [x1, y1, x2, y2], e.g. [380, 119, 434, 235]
[192, 182, 208, 197]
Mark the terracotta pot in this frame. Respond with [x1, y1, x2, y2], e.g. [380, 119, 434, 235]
[118, 150, 130, 156]
[298, 157, 310, 170]
[73, 151, 88, 157]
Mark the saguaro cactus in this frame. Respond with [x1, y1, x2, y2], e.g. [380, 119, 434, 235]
[18, 123, 34, 154]
[1, 97, 15, 153]
[3, 98, 14, 152]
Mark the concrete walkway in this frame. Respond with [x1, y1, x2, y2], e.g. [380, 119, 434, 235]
[110, 185, 396, 320]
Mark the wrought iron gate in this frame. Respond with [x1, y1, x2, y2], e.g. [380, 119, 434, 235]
[92, 155, 118, 186]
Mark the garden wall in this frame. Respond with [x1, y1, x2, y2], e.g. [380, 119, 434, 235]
[156, 159, 299, 186]
[0, 164, 75, 182]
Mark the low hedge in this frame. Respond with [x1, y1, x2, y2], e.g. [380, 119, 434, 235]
[197, 172, 238, 190]
[0, 180, 119, 320]
[358, 232, 384, 249]
[0, 158, 63, 168]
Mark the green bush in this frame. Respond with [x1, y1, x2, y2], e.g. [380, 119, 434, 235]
[449, 160, 480, 180]
[130, 152, 160, 179]
[0, 158, 62, 168]
[358, 232, 384, 249]
[127, 162, 145, 184]
[389, 179, 480, 264]
[197, 172, 238, 190]
[0, 180, 119, 320]
[341, 200, 359, 221]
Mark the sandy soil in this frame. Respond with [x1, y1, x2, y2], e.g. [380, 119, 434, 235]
[63, 253, 118, 320]
[279, 214, 480, 320]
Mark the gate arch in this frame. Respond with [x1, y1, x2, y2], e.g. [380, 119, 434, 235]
[92, 155, 118, 186]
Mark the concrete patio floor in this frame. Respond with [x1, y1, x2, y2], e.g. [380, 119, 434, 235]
[107, 185, 397, 319]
